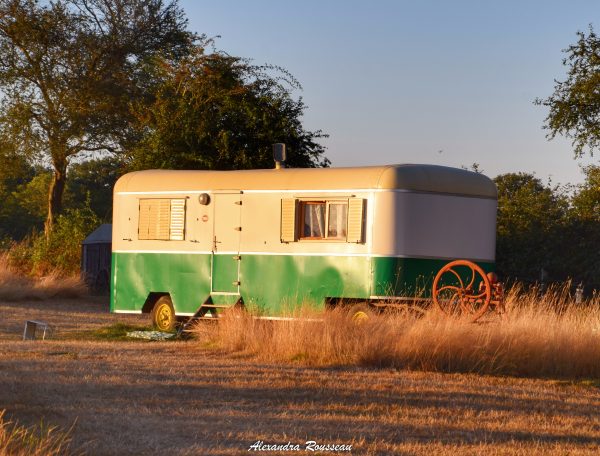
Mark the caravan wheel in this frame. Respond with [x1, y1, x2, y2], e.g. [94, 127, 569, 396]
[347, 303, 373, 324]
[152, 296, 176, 332]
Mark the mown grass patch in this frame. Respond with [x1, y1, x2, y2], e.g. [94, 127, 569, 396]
[65, 323, 154, 341]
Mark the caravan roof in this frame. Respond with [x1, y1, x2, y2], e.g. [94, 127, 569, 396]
[114, 164, 497, 198]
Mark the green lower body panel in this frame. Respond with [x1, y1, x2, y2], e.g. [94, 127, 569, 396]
[111, 252, 212, 314]
[240, 254, 370, 314]
[212, 254, 239, 293]
[110, 252, 494, 316]
[371, 257, 494, 298]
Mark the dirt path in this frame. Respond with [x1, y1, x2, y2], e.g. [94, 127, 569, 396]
[1, 298, 600, 455]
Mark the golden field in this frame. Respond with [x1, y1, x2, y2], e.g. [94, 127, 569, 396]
[0, 274, 599, 454]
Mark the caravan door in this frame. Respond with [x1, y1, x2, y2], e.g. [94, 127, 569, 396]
[211, 192, 242, 294]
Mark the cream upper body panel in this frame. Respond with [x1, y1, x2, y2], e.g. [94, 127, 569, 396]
[112, 164, 497, 258]
[113, 164, 497, 198]
[371, 192, 497, 261]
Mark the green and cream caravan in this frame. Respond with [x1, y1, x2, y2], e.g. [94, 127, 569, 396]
[110, 164, 498, 330]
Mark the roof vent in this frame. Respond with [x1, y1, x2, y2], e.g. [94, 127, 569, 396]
[273, 143, 286, 169]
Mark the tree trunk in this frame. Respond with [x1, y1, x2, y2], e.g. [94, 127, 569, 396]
[44, 160, 67, 237]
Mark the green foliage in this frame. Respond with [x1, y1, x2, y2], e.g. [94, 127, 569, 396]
[495, 173, 569, 281]
[8, 200, 100, 276]
[0, 158, 122, 241]
[66, 157, 125, 221]
[0, 0, 194, 232]
[0, 143, 40, 239]
[495, 171, 600, 290]
[0, 2, 330, 273]
[571, 165, 600, 220]
[12, 171, 51, 220]
[0, 135, 33, 190]
[0, 1, 328, 235]
[561, 165, 600, 287]
[128, 46, 329, 170]
[0, 170, 50, 240]
[536, 25, 600, 157]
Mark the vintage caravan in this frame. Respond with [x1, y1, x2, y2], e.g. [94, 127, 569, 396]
[111, 164, 497, 330]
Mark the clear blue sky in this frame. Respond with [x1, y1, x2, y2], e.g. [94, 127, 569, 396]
[180, 0, 599, 184]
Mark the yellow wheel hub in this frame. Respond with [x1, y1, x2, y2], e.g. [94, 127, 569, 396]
[352, 310, 369, 324]
[156, 303, 174, 330]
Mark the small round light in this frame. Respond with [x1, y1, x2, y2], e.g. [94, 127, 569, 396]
[198, 193, 211, 205]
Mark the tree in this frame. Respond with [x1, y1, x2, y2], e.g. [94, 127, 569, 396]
[536, 26, 600, 158]
[494, 173, 568, 282]
[66, 156, 125, 220]
[564, 165, 600, 289]
[0, 136, 38, 239]
[571, 165, 600, 221]
[0, 0, 193, 234]
[128, 46, 329, 170]
[0, 134, 32, 189]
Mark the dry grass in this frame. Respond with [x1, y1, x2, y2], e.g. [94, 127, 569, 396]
[0, 410, 75, 456]
[194, 286, 600, 379]
[0, 254, 86, 301]
[2, 297, 600, 454]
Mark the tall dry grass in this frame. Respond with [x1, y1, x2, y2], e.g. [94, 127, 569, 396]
[194, 286, 600, 379]
[0, 410, 76, 456]
[0, 254, 86, 301]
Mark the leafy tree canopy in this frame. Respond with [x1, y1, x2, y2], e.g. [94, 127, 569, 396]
[571, 165, 600, 221]
[536, 25, 600, 158]
[0, 134, 33, 192]
[0, 0, 194, 234]
[66, 156, 124, 220]
[494, 173, 568, 281]
[127, 46, 329, 170]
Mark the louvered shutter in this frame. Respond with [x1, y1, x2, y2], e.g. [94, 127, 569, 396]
[169, 199, 186, 240]
[153, 199, 171, 240]
[347, 198, 365, 243]
[281, 198, 297, 242]
[138, 199, 151, 240]
[138, 199, 172, 240]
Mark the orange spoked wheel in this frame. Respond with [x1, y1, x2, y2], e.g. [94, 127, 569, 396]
[432, 260, 492, 322]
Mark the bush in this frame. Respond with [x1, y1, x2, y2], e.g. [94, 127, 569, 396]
[6, 200, 100, 277]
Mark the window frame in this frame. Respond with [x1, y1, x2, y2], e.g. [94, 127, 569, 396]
[297, 199, 349, 242]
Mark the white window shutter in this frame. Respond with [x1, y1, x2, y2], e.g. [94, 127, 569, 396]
[169, 199, 186, 240]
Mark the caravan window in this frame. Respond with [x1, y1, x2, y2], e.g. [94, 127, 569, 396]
[138, 198, 186, 241]
[327, 203, 348, 238]
[299, 200, 347, 240]
[301, 202, 325, 238]
[281, 197, 365, 244]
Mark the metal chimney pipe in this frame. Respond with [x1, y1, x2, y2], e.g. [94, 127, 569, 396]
[273, 143, 286, 169]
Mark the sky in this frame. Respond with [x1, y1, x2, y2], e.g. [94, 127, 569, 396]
[180, 0, 600, 185]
